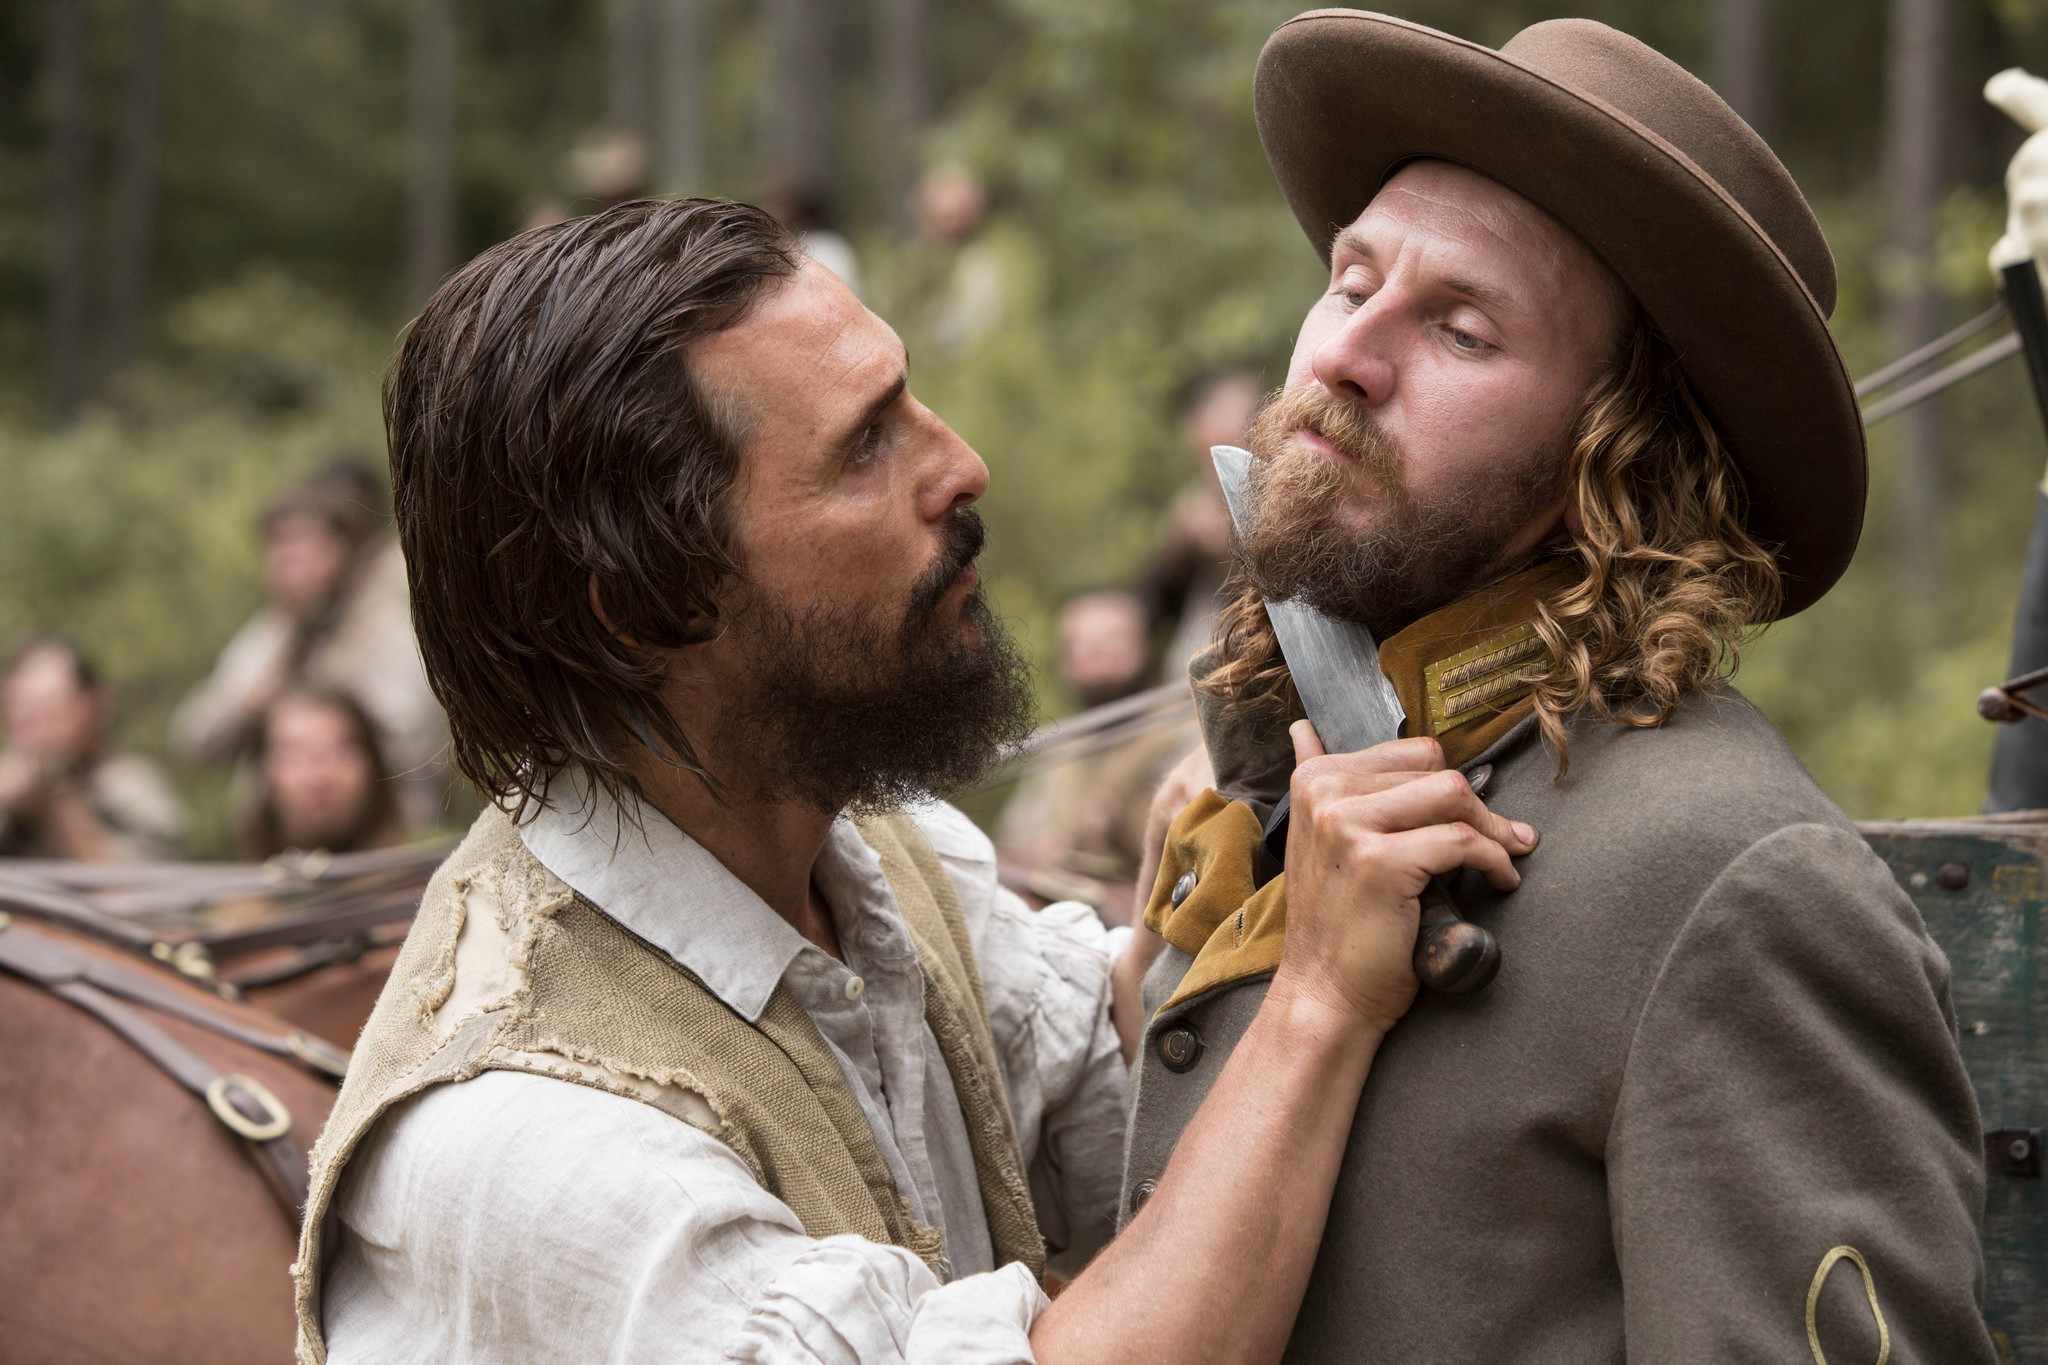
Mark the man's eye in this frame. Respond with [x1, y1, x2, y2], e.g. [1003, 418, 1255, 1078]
[853, 420, 885, 463]
[1448, 327, 1490, 353]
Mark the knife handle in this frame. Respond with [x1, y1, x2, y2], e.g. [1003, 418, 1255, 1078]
[1414, 878, 1500, 994]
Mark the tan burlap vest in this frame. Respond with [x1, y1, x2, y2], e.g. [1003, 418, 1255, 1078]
[290, 806, 1043, 1364]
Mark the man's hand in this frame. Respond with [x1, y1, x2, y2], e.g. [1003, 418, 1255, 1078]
[1274, 720, 1536, 1037]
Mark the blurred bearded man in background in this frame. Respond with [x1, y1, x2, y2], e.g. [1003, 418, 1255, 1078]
[1121, 11, 1999, 1364]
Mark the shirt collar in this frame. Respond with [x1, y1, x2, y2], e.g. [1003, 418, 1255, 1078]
[516, 771, 904, 1022]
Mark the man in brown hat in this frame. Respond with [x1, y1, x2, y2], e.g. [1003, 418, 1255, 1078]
[1122, 11, 1998, 1363]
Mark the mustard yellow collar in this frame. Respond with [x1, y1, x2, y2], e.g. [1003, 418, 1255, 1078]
[1380, 557, 1579, 769]
[1146, 558, 1580, 1013]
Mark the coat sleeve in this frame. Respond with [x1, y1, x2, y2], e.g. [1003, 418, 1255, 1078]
[1608, 821, 1996, 1364]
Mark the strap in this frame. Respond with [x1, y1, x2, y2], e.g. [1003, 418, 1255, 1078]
[0, 913, 349, 1078]
[0, 916, 314, 1217]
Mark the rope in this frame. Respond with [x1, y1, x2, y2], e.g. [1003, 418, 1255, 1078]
[1860, 331, 2021, 424]
[1854, 303, 2007, 397]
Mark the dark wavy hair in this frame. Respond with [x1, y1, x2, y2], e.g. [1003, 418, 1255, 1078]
[387, 198, 801, 814]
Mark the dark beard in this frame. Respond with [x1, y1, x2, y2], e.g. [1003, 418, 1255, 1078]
[719, 510, 1036, 814]
[1237, 384, 1561, 640]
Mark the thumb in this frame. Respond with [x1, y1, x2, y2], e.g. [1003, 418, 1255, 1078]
[1290, 719, 1326, 764]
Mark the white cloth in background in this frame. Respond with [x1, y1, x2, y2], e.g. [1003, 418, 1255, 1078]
[802, 229, 863, 297]
[322, 785, 1127, 1364]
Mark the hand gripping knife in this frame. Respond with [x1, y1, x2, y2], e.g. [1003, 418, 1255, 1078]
[1210, 444, 1502, 994]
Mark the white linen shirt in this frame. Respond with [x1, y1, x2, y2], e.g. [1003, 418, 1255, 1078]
[321, 786, 1129, 1364]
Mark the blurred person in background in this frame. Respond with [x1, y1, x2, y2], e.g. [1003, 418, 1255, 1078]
[172, 462, 448, 829]
[0, 638, 183, 862]
[565, 125, 650, 210]
[913, 165, 1008, 352]
[239, 688, 407, 861]
[1137, 370, 1263, 682]
[998, 589, 1196, 895]
[766, 178, 863, 297]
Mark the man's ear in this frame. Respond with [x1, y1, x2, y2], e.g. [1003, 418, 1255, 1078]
[588, 574, 720, 652]
[587, 574, 645, 651]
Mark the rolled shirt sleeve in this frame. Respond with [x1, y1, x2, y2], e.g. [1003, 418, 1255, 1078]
[326, 1071, 1051, 1365]
[1608, 823, 1996, 1363]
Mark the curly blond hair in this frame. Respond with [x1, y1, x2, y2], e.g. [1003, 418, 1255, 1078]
[1198, 316, 1784, 772]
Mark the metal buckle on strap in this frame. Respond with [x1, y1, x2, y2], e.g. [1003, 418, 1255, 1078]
[286, 1028, 351, 1079]
[205, 1073, 292, 1142]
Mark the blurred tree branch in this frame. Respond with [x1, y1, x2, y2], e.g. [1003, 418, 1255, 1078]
[43, 0, 91, 424]
[655, 0, 705, 194]
[103, 0, 167, 389]
[1713, 0, 1776, 144]
[1885, 0, 1953, 614]
[405, 0, 455, 308]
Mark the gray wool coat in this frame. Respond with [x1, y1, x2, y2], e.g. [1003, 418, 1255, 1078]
[1121, 686, 1996, 1363]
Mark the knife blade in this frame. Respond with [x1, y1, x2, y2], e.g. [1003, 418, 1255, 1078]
[1209, 443, 1501, 993]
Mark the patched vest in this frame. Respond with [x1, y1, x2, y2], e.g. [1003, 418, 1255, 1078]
[290, 806, 1043, 1364]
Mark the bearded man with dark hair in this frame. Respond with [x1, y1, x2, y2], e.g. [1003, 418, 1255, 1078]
[1121, 12, 1998, 1365]
[290, 197, 1534, 1364]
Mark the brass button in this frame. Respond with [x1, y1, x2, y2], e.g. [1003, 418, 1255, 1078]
[1170, 871, 1198, 907]
[1156, 1023, 1203, 1073]
[1131, 1179, 1158, 1212]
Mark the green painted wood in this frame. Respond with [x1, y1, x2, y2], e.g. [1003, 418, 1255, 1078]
[1861, 818, 2048, 1363]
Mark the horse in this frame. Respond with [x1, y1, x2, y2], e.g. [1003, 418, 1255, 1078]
[0, 910, 344, 1363]
[0, 849, 439, 1363]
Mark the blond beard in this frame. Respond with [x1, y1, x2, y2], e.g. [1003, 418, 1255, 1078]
[1237, 383, 1562, 639]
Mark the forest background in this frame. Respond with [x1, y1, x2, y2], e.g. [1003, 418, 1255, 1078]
[2, 0, 2046, 855]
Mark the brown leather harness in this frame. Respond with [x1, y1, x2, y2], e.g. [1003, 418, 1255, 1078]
[0, 889, 363, 1219]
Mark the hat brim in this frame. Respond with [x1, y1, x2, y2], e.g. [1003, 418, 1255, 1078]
[1256, 11, 1864, 618]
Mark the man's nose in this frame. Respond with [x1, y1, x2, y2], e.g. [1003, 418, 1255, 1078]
[916, 406, 989, 520]
[1310, 295, 1400, 408]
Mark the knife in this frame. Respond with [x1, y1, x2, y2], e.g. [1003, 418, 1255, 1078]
[1210, 444, 1501, 994]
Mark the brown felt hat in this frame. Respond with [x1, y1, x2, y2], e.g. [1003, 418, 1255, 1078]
[1256, 11, 1864, 618]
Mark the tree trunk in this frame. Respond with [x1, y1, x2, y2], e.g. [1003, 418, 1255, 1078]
[761, 0, 833, 198]
[406, 0, 456, 308]
[607, 0, 652, 141]
[103, 0, 168, 388]
[876, 0, 925, 231]
[44, 0, 93, 424]
[654, 0, 703, 193]
[1883, 0, 1949, 612]
[1710, 0, 1774, 145]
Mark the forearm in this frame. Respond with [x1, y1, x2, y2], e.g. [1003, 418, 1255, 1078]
[1031, 979, 1379, 1365]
